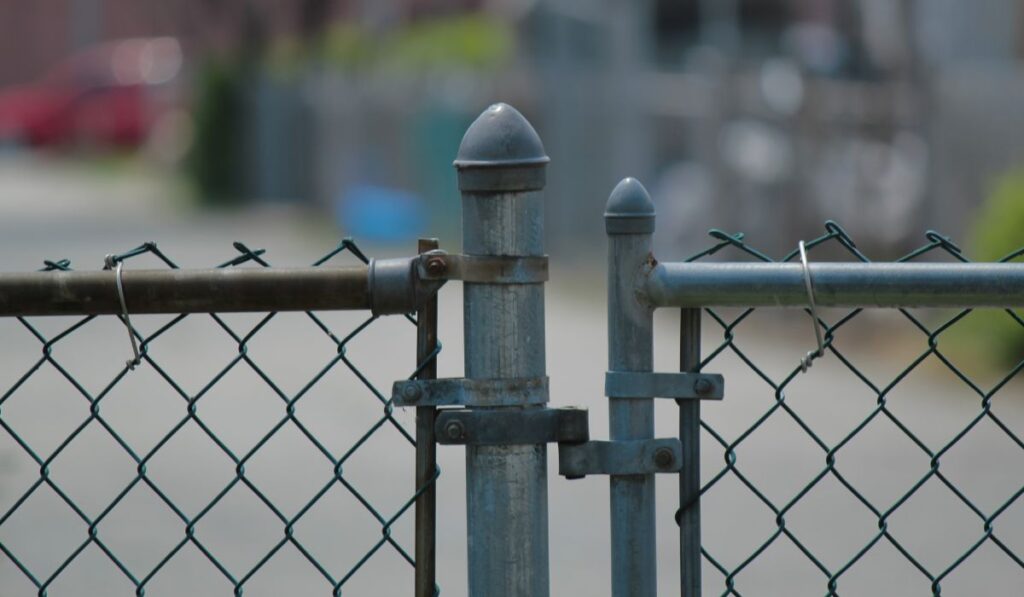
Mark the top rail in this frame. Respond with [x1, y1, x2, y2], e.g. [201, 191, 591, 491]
[0, 266, 371, 316]
[644, 262, 1024, 308]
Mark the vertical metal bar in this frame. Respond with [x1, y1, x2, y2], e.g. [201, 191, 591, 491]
[454, 103, 551, 597]
[415, 238, 440, 597]
[678, 308, 702, 596]
[605, 178, 657, 597]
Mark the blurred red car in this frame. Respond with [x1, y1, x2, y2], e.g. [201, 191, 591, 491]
[0, 37, 183, 148]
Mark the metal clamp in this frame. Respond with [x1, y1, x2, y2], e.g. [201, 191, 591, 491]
[435, 407, 589, 446]
[559, 438, 682, 479]
[418, 251, 548, 284]
[392, 377, 549, 407]
[605, 372, 724, 400]
[798, 240, 825, 372]
[368, 256, 446, 316]
[104, 256, 142, 370]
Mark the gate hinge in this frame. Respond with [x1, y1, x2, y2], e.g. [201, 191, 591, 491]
[392, 377, 549, 407]
[558, 438, 682, 479]
[605, 371, 724, 400]
[435, 407, 588, 446]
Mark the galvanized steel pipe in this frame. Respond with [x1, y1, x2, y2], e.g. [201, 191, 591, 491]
[644, 262, 1024, 308]
[0, 266, 371, 316]
[455, 103, 550, 597]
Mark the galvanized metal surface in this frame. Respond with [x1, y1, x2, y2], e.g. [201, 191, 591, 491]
[558, 438, 682, 478]
[456, 103, 550, 597]
[678, 308, 702, 597]
[435, 408, 589, 446]
[417, 253, 550, 284]
[393, 377, 550, 408]
[415, 239, 440, 597]
[0, 266, 371, 315]
[644, 262, 1024, 308]
[605, 177, 658, 597]
[604, 371, 724, 400]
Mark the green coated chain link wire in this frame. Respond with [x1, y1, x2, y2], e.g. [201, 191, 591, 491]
[0, 240, 441, 596]
[686, 221, 1024, 596]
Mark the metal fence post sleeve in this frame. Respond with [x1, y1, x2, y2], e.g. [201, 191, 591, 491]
[415, 238, 440, 597]
[454, 103, 551, 597]
[679, 308, 701, 597]
[605, 177, 657, 597]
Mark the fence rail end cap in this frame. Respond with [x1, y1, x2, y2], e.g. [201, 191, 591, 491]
[454, 103, 548, 192]
[605, 177, 655, 234]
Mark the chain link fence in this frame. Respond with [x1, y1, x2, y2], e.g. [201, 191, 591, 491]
[0, 240, 439, 596]
[687, 222, 1024, 595]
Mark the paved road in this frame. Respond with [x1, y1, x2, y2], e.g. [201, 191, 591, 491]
[0, 156, 1021, 595]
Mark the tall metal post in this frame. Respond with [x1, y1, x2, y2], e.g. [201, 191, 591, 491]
[679, 309, 702, 596]
[454, 103, 551, 597]
[605, 178, 657, 596]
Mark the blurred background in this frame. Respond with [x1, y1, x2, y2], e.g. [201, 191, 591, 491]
[2, 0, 1024, 258]
[2, 1, 1024, 595]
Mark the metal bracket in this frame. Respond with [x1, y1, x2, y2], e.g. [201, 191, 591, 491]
[368, 256, 446, 316]
[418, 251, 548, 284]
[559, 438, 682, 479]
[435, 407, 589, 446]
[605, 371, 724, 400]
[392, 377, 549, 407]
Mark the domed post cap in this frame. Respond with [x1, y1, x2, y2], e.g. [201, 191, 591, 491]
[604, 177, 655, 235]
[454, 103, 549, 193]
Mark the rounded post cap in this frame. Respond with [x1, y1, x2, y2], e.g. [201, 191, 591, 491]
[605, 177, 655, 235]
[454, 103, 549, 192]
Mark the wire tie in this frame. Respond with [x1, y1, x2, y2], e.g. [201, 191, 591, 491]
[798, 241, 824, 373]
[104, 255, 142, 371]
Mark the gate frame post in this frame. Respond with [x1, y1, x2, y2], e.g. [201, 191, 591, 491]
[605, 177, 658, 597]
[454, 103, 551, 597]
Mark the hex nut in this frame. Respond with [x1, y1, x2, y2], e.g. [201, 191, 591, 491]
[693, 377, 714, 396]
[444, 420, 466, 441]
[425, 257, 447, 277]
[401, 383, 422, 402]
[653, 447, 675, 469]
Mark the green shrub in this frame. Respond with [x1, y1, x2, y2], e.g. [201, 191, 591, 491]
[184, 61, 245, 205]
[965, 168, 1024, 367]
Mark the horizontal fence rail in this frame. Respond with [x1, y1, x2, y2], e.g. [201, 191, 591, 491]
[0, 267, 371, 316]
[644, 262, 1024, 309]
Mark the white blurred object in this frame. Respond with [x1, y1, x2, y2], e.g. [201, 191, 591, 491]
[719, 120, 793, 185]
[760, 58, 804, 116]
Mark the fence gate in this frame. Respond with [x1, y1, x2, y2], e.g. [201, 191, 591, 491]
[1, 103, 1023, 596]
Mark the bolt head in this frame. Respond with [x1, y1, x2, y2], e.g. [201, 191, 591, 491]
[693, 377, 714, 396]
[425, 257, 447, 277]
[401, 383, 422, 402]
[444, 420, 465, 441]
[654, 447, 675, 469]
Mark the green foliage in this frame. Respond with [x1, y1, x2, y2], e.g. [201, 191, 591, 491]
[184, 61, 245, 205]
[964, 168, 1024, 367]
[321, 15, 513, 72]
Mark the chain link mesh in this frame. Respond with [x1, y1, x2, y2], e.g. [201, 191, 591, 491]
[686, 221, 1024, 595]
[0, 240, 440, 596]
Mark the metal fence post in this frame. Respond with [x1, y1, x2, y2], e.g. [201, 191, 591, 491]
[605, 177, 657, 597]
[415, 238, 440, 597]
[454, 103, 551, 597]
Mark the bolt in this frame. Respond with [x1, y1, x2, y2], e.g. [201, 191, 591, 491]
[693, 377, 714, 397]
[425, 256, 447, 277]
[401, 383, 422, 402]
[654, 447, 675, 469]
[444, 420, 465, 441]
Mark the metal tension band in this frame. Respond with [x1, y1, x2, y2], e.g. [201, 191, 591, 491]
[435, 408, 589, 446]
[417, 252, 548, 284]
[559, 438, 682, 479]
[392, 377, 549, 407]
[605, 371, 724, 400]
